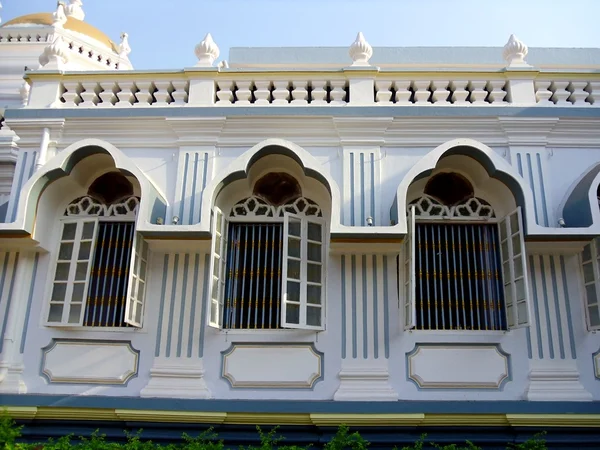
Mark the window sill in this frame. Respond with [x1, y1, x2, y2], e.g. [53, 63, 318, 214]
[43, 325, 146, 333]
[213, 328, 322, 336]
[405, 329, 509, 337]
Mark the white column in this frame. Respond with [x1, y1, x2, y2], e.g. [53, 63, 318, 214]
[36, 127, 50, 170]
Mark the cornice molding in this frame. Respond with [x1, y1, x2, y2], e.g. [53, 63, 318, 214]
[498, 117, 560, 146]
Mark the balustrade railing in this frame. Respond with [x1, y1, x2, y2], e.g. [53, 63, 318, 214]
[534, 78, 598, 105]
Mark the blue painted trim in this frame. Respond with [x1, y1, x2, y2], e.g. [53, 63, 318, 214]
[0, 253, 18, 354]
[176, 254, 190, 358]
[525, 325, 533, 359]
[189, 153, 199, 225]
[340, 255, 347, 359]
[593, 347, 600, 380]
[27, 152, 37, 179]
[198, 253, 210, 358]
[165, 254, 180, 358]
[154, 254, 170, 358]
[4, 393, 600, 414]
[528, 255, 544, 359]
[559, 255, 577, 359]
[187, 254, 200, 358]
[538, 255, 554, 359]
[516, 153, 523, 177]
[382, 255, 390, 359]
[370, 152, 375, 222]
[0, 252, 10, 349]
[360, 153, 365, 226]
[39, 339, 139, 386]
[220, 342, 324, 390]
[548, 256, 565, 360]
[10, 152, 28, 222]
[351, 255, 357, 358]
[536, 153, 549, 227]
[361, 254, 368, 359]
[200, 152, 209, 223]
[526, 153, 540, 225]
[179, 153, 189, 224]
[349, 155, 355, 226]
[372, 255, 379, 359]
[20, 253, 39, 354]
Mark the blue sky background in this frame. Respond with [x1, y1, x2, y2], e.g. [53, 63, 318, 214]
[3, 0, 600, 69]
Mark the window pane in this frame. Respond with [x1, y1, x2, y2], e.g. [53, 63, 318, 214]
[213, 257, 220, 277]
[501, 242, 509, 261]
[512, 234, 521, 255]
[307, 284, 321, 304]
[75, 262, 88, 281]
[288, 237, 301, 258]
[307, 305, 321, 326]
[82, 222, 95, 240]
[515, 278, 526, 300]
[307, 263, 321, 283]
[138, 280, 145, 300]
[514, 258, 524, 279]
[287, 259, 301, 280]
[62, 223, 77, 240]
[287, 281, 300, 303]
[308, 222, 322, 242]
[140, 259, 147, 277]
[499, 223, 507, 241]
[51, 283, 66, 301]
[211, 277, 219, 299]
[586, 283, 597, 305]
[583, 262, 595, 284]
[504, 283, 513, 305]
[68, 304, 81, 324]
[135, 303, 143, 324]
[48, 304, 63, 322]
[503, 262, 511, 281]
[510, 213, 519, 233]
[286, 303, 300, 324]
[517, 301, 528, 324]
[589, 306, 600, 327]
[289, 219, 301, 237]
[307, 242, 321, 262]
[583, 244, 592, 262]
[215, 234, 221, 254]
[59, 242, 73, 260]
[72, 283, 85, 303]
[78, 241, 92, 260]
[54, 262, 70, 281]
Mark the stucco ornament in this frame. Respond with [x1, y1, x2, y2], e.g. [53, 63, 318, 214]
[119, 32, 131, 58]
[195, 33, 220, 67]
[19, 81, 30, 106]
[66, 0, 85, 21]
[349, 32, 373, 66]
[52, 2, 68, 28]
[503, 34, 529, 67]
[39, 34, 70, 68]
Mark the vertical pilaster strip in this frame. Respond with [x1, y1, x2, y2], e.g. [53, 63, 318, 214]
[549, 255, 566, 360]
[341, 255, 347, 359]
[6, 151, 38, 223]
[372, 255, 379, 359]
[539, 255, 555, 359]
[383, 255, 390, 359]
[198, 254, 210, 358]
[0, 252, 18, 354]
[20, 253, 39, 354]
[528, 255, 544, 359]
[174, 149, 213, 225]
[559, 255, 577, 359]
[154, 254, 170, 357]
[361, 254, 369, 359]
[176, 254, 191, 358]
[342, 149, 381, 226]
[187, 254, 200, 358]
[352, 255, 360, 358]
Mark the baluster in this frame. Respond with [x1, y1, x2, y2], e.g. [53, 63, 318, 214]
[115, 81, 136, 107]
[134, 81, 155, 106]
[153, 81, 173, 106]
[534, 80, 553, 105]
[412, 80, 431, 103]
[310, 80, 327, 104]
[271, 81, 290, 104]
[569, 81, 590, 106]
[450, 80, 469, 104]
[216, 80, 234, 104]
[430, 80, 450, 105]
[551, 81, 571, 105]
[79, 82, 99, 106]
[468, 80, 488, 105]
[487, 80, 507, 104]
[588, 82, 599, 106]
[97, 81, 118, 107]
[375, 79, 393, 103]
[170, 80, 188, 105]
[395, 80, 412, 104]
[290, 80, 309, 104]
[235, 81, 253, 104]
[62, 81, 81, 106]
[253, 80, 272, 105]
[329, 80, 347, 104]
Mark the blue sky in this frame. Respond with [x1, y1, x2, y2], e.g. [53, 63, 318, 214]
[4, 0, 600, 69]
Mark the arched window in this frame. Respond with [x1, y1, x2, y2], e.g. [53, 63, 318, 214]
[403, 172, 529, 332]
[45, 180, 148, 328]
[209, 172, 326, 331]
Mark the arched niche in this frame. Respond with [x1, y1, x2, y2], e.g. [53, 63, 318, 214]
[561, 162, 600, 228]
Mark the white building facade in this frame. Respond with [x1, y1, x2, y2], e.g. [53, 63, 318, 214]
[1, 2, 600, 447]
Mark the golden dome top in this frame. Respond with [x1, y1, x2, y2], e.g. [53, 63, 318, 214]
[2, 13, 117, 52]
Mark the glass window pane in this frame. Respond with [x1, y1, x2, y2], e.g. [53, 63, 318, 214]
[514, 258, 524, 279]
[308, 222, 322, 242]
[59, 242, 73, 261]
[504, 283, 513, 305]
[62, 223, 77, 240]
[211, 277, 219, 299]
[288, 237, 301, 258]
[499, 223, 507, 241]
[135, 303, 143, 323]
[138, 280, 145, 300]
[82, 221, 95, 240]
[307, 306, 321, 327]
[307, 284, 321, 304]
[287, 259, 301, 280]
[68, 304, 81, 324]
[583, 244, 592, 262]
[215, 234, 221, 254]
[48, 304, 63, 322]
[287, 281, 300, 303]
[286, 303, 300, 324]
[210, 300, 217, 322]
[140, 259, 147, 277]
[72, 283, 85, 303]
[589, 305, 600, 327]
[51, 283, 66, 301]
[517, 301, 528, 324]
[503, 262, 511, 281]
[512, 234, 521, 255]
[515, 278, 525, 300]
[510, 213, 519, 233]
[54, 262, 70, 281]
[78, 241, 92, 260]
[75, 262, 88, 281]
[583, 262, 595, 284]
[289, 218, 301, 237]
[213, 256, 220, 277]
[501, 242, 509, 261]
[307, 242, 321, 262]
[307, 263, 321, 283]
[586, 283, 597, 305]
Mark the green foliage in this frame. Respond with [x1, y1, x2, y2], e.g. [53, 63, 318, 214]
[507, 432, 547, 450]
[401, 434, 482, 450]
[323, 425, 369, 450]
[0, 413, 22, 449]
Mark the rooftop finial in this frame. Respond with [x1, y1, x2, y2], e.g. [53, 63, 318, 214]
[39, 34, 70, 69]
[66, 0, 85, 21]
[20, 81, 30, 107]
[503, 34, 529, 67]
[119, 32, 131, 58]
[349, 32, 373, 66]
[195, 33, 220, 67]
[52, 1, 68, 28]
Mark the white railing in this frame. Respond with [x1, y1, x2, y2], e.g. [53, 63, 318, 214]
[0, 29, 50, 43]
[535, 79, 598, 105]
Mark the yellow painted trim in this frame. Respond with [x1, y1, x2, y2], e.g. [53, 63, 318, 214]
[115, 410, 227, 424]
[310, 413, 424, 426]
[506, 414, 600, 427]
[225, 413, 313, 425]
[35, 407, 120, 421]
[420, 414, 509, 426]
[4, 407, 38, 420]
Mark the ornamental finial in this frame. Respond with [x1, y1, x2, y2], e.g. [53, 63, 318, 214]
[195, 33, 220, 67]
[349, 32, 373, 66]
[119, 32, 131, 58]
[39, 34, 70, 69]
[19, 81, 30, 107]
[52, 2, 68, 28]
[503, 34, 529, 67]
[66, 0, 84, 21]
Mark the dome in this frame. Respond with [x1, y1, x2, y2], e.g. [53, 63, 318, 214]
[2, 13, 117, 52]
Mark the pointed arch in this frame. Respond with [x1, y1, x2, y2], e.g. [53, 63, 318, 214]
[12, 138, 167, 233]
[393, 138, 538, 234]
[560, 162, 600, 228]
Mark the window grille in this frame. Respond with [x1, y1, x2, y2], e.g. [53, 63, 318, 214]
[581, 238, 600, 330]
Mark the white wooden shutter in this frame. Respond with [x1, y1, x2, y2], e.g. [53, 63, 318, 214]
[48, 218, 99, 326]
[281, 212, 325, 330]
[499, 207, 530, 328]
[581, 238, 600, 331]
[208, 207, 227, 328]
[124, 233, 148, 327]
[403, 206, 416, 330]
